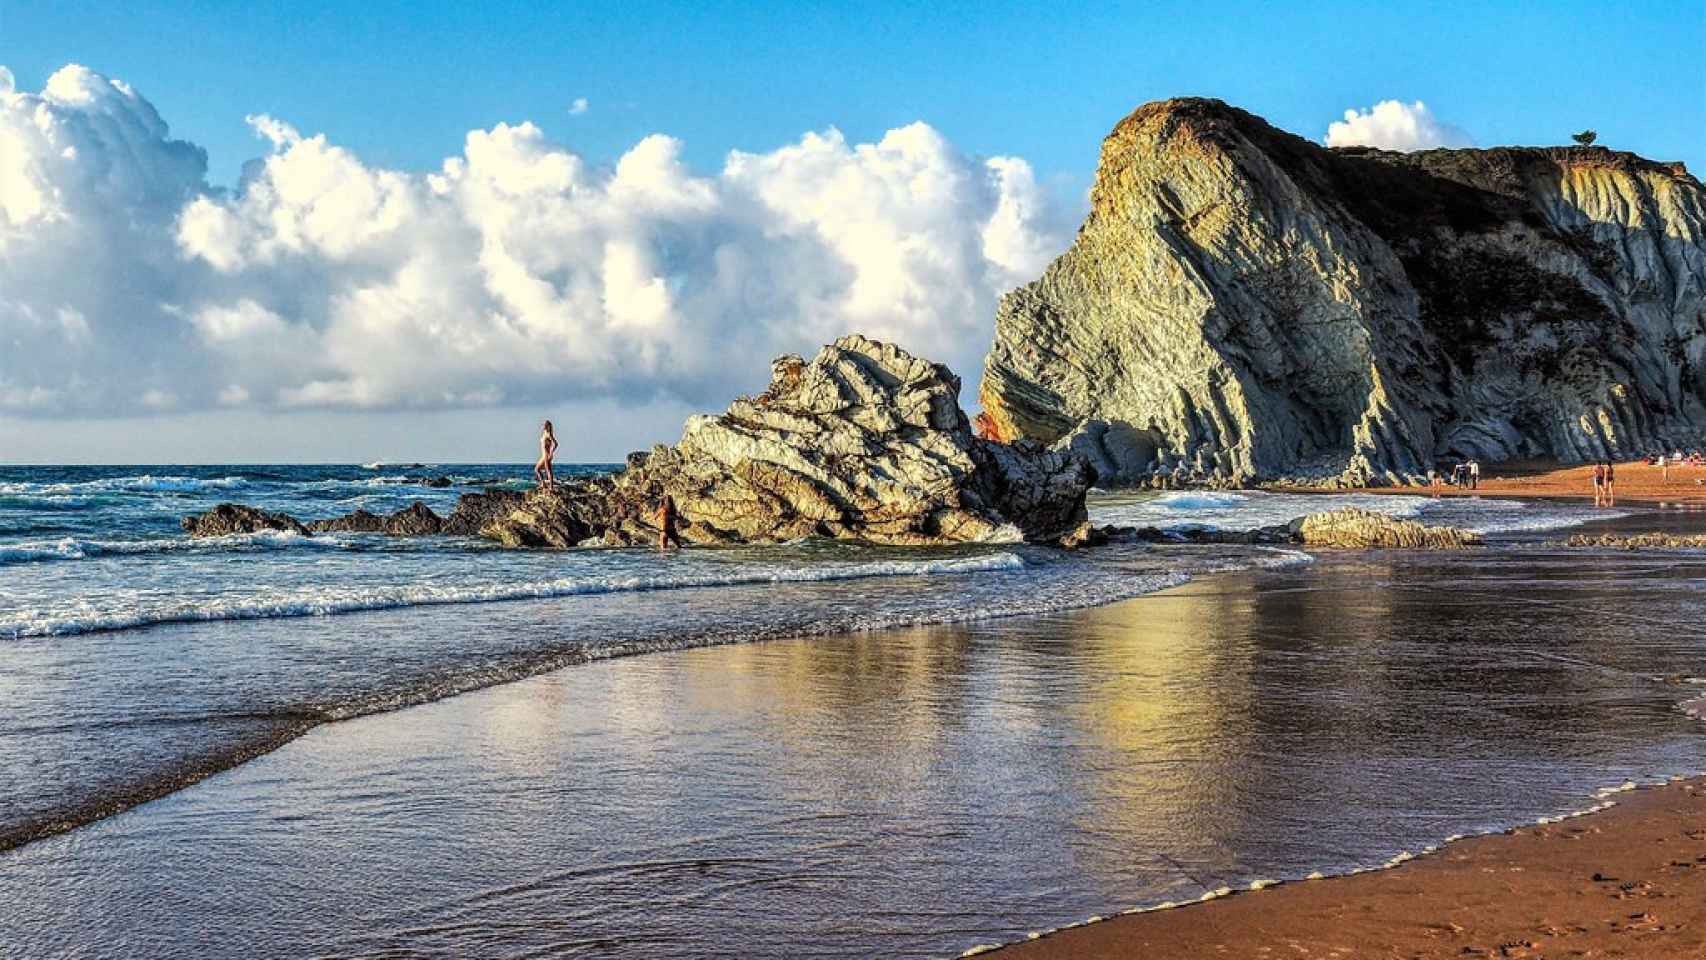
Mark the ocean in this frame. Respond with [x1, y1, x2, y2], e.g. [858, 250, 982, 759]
[3, 465, 1701, 957]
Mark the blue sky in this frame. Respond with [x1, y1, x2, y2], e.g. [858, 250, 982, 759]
[7, 0, 1702, 190]
[1, 1, 1702, 462]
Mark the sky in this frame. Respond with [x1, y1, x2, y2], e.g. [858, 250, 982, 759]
[2, 0, 1702, 463]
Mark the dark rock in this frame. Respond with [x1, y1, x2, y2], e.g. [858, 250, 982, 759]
[306, 510, 386, 534]
[182, 504, 311, 538]
[440, 488, 527, 536]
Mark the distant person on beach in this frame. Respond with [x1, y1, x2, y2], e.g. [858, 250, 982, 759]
[1591, 462, 1605, 507]
[1468, 459, 1480, 490]
[1604, 460, 1615, 506]
[656, 494, 682, 550]
[535, 421, 558, 488]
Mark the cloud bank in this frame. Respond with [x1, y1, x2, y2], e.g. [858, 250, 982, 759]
[1324, 99, 1472, 152]
[0, 64, 1067, 422]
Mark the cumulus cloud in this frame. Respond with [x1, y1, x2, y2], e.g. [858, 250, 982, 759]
[1324, 100, 1472, 152]
[569, 97, 588, 116]
[0, 63, 1067, 421]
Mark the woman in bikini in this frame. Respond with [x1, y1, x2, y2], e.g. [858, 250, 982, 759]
[535, 421, 558, 488]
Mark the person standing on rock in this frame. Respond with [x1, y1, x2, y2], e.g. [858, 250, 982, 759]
[535, 421, 558, 488]
[656, 494, 682, 550]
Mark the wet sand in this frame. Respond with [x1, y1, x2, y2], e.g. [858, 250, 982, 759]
[994, 776, 1706, 959]
[1340, 459, 1706, 507]
[6, 545, 1706, 958]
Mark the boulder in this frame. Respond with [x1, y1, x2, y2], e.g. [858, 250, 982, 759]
[181, 504, 310, 538]
[1289, 508, 1481, 549]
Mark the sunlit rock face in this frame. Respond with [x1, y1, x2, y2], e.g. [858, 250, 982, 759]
[980, 97, 1706, 486]
[187, 336, 1095, 548]
[529, 334, 1096, 547]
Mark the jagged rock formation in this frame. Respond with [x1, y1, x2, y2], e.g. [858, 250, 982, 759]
[180, 504, 310, 538]
[187, 336, 1096, 548]
[981, 98, 1706, 486]
[1288, 508, 1481, 549]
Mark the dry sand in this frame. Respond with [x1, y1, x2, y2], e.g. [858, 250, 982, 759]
[992, 777, 1706, 959]
[1340, 459, 1706, 507]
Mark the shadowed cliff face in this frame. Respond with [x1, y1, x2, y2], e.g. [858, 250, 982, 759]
[981, 97, 1706, 486]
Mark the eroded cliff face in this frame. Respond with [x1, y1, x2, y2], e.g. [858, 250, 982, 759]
[980, 98, 1706, 485]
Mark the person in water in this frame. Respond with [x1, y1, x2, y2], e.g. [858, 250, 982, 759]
[535, 421, 558, 488]
[656, 494, 682, 550]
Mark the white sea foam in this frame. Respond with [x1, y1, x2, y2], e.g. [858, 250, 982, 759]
[0, 530, 377, 566]
[0, 552, 1032, 638]
[1088, 490, 1613, 536]
[0, 475, 249, 496]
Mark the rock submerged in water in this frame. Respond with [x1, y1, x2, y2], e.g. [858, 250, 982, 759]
[184, 336, 1097, 548]
[180, 504, 310, 538]
[1565, 533, 1706, 549]
[1287, 508, 1481, 549]
[1098, 507, 1480, 549]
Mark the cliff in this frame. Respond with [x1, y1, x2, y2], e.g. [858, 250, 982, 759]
[980, 98, 1706, 485]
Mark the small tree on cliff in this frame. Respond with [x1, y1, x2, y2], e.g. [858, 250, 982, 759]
[1572, 130, 1598, 147]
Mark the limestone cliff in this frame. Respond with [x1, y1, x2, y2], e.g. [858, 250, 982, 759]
[980, 98, 1706, 485]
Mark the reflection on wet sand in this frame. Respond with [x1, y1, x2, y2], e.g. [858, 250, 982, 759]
[3, 550, 1704, 959]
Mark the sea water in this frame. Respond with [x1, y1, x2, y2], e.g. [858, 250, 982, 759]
[0, 465, 1689, 957]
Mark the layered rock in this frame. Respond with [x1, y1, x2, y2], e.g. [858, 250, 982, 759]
[484, 335, 1096, 547]
[981, 98, 1706, 486]
[187, 336, 1096, 548]
[1288, 508, 1480, 549]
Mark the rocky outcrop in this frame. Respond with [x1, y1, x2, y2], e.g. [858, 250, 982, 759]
[481, 335, 1095, 547]
[306, 501, 446, 536]
[1289, 508, 1481, 549]
[180, 504, 310, 538]
[187, 337, 1096, 548]
[1565, 532, 1706, 549]
[981, 98, 1706, 486]
[1091, 507, 1479, 549]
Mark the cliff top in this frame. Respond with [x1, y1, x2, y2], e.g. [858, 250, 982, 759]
[1100, 97, 1700, 243]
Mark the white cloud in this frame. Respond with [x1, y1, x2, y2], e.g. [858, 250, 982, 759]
[569, 97, 588, 116]
[0, 63, 1068, 423]
[1324, 99, 1472, 152]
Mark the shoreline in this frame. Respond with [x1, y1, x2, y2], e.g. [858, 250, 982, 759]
[9, 540, 1706, 956]
[981, 773, 1706, 958]
[0, 540, 1296, 857]
[1334, 458, 1706, 508]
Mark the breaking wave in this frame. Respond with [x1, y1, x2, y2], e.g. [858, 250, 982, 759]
[1, 551, 1030, 639]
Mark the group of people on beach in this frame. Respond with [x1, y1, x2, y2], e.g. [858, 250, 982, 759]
[1648, 448, 1705, 482]
[535, 420, 681, 549]
[1427, 459, 1480, 490]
